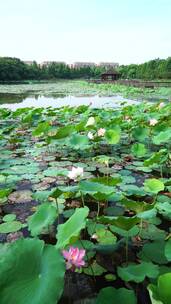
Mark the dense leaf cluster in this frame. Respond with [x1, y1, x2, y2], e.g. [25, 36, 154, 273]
[1, 94, 171, 303]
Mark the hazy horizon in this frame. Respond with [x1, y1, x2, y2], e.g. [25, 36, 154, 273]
[0, 0, 170, 65]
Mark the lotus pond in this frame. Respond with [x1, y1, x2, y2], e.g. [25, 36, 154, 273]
[1, 93, 171, 303]
[0, 80, 171, 111]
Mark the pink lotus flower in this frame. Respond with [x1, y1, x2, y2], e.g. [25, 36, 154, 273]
[62, 246, 86, 270]
[97, 128, 106, 137]
[149, 118, 158, 126]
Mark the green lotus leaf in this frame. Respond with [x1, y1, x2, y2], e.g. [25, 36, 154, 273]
[50, 125, 75, 139]
[156, 202, 171, 220]
[121, 198, 154, 214]
[3, 214, 16, 222]
[120, 184, 146, 196]
[118, 261, 159, 283]
[153, 129, 171, 145]
[84, 261, 106, 276]
[137, 208, 157, 220]
[69, 134, 89, 149]
[79, 180, 114, 195]
[0, 239, 65, 304]
[50, 188, 63, 199]
[140, 224, 166, 241]
[148, 273, 171, 304]
[131, 143, 146, 158]
[121, 175, 135, 184]
[0, 188, 12, 199]
[132, 126, 149, 142]
[86, 219, 105, 236]
[139, 240, 168, 264]
[164, 239, 171, 261]
[0, 221, 22, 233]
[32, 190, 53, 203]
[110, 224, 139, 237]
[56, 206, 89, 249]
[104, 274, 116, 281]
[105, 127, 121, 144]
[96, 287, 137, 304]
[92, 192, 115, 201]
[96, 228, 117, 245]
[90, 176, 122, 186]
[100, 215, 140, 231]
[32, 121, 50, 137]
[43, 168, 68, 177]
[104, 206, 124, 216]
[144, 178, 164, 194]
[28, 203, 57, 236]
[144, 149, 167, 167]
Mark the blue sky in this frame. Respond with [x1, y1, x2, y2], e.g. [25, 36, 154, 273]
[0, 0, 170, 64]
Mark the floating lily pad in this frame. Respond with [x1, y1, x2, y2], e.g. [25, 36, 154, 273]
[0, 221, 22, 233]
[8, 190, 33, 204]
[117, 261, 159, 283]
[3, 214, 16, 222]
[84, 261, 106, 276]
[96, 287, 137, 304]
[139, 240, 168, 264]
[144, 178, 165, 194]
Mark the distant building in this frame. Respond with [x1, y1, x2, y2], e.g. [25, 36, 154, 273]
[73, 62, 96, 68]
[98, 62, 119, 69]
[24, 61, 34, 65]
[40, 61, 66, 67]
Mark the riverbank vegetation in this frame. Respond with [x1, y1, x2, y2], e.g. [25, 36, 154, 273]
[0, 57, 170, 82]
[120, 57, 171, 80]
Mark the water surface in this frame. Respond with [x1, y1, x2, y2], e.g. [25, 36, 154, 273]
[0, 93, 139, 110]
[0, 80, 169, 110]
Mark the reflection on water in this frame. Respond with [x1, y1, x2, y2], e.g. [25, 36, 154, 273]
[0, 93, 140, 110]
[0, 93, 27, 104]
[0, 93, 67, 105]
[0, 92, 168, 110]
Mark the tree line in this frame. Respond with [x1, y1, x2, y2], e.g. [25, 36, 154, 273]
[0, 57, 170, 81]
[0, 57, 104, 81]
[119, 57, 171, 80]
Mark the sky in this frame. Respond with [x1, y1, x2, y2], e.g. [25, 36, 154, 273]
[0, 0, 170, 65]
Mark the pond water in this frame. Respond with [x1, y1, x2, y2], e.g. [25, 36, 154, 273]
[0, 93, 139, 110]
[0, 81, 170, 110]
